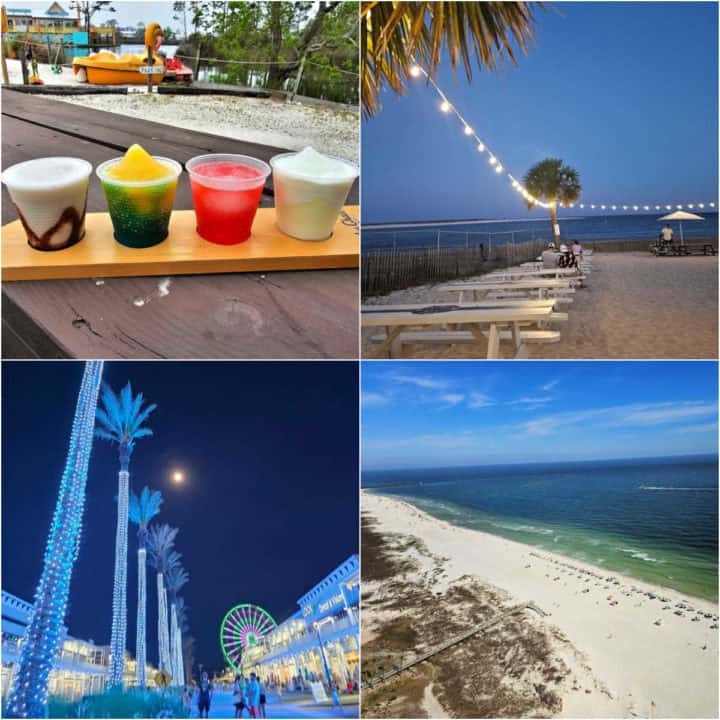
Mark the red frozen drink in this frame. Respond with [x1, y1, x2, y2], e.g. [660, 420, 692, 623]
[187, 154, 271, 244]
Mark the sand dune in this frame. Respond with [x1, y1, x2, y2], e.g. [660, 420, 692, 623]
[362, 491, 719, 718]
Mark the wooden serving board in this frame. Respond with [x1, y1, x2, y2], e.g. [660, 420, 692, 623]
[2, 206, 359, 281]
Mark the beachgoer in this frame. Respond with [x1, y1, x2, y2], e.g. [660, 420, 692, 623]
[661, 223, 674, 244]
[258, 677, 267, 719]
[247, 673, 260, 719]
[558, 242, 570, 267]
[233, 674, 247, 718]
[197, 671, 213, 719]
[542, 243, 558, 269]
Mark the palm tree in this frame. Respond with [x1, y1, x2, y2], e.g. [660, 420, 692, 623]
[165, 566, 188, 686]
[95, 382, 156, 689]
[523, 158, 582, 242]
[128, 487, 163, 689]
[362, 2, 542, 117]
[147, 524, 179, 675]
[173, 597, 189, 686]
[6, 362, 104, 718]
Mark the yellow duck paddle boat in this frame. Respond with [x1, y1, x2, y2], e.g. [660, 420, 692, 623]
[73, 23, 165, 85]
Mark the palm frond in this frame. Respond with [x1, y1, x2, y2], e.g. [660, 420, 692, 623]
[363, 2, 543, 117]
[147, 524, 178, 570]
[167, 565, 189, 594]
[95, 381, 156, 448]
[129, 486, 163, 527]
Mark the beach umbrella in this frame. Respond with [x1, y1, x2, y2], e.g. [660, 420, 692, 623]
[657, 210, 704, 244]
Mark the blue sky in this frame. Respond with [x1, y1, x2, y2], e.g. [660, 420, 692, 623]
[362, 2, 719, 223]
[362, 361, 718, 469]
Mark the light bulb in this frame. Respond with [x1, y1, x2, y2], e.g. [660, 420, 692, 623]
[698, 203, 704, 208]
[409, 65, 421, 77]
[677, 204, 683, 209]
[495, 164, 503, 173]
[591, 204, 595, 209]
[666, 205, 671, 210]
[489, 156, 497, 165]
[440, 101, 451, 112]
[655, 205, 660, 210]
[477, 142, 485, 152]
[688, 204, 694, 208]
[643, 205, 649, 210]
[623, 206, 628, 210]
[611, 205, 617, 210]
[569, 203, 575, 208]
[601, 205, 606, 210]
[579, 204, 584, 209]
[464, 125, 473, 135]
[710, 202, 716, 208]
[633, 205, 639, 210]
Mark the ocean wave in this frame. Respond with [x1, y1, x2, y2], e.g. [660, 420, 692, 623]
[616, 547, 665, 563]
[489, 521, 555, 536]
[639, 486, 717, 491]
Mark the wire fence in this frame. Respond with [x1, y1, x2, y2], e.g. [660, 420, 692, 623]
[362, 228, 547, 253]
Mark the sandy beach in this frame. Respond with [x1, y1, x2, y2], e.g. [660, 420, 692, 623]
[362, 251, 718, 359]
[362, 491, 719, 718]
[5, 59, 359, 163]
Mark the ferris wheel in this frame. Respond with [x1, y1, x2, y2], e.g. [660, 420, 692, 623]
[220, 603, 277, 672]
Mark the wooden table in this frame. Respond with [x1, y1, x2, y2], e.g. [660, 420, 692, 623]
[361, 304, 555, 359]
[437, 278, 575, 303]
[1, 89, 359, 358]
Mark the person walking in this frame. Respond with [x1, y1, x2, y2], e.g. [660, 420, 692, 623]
[247, 672, 260, 718]
[196, 670, 213, 718]
[233, 674, 248, 718]
[258, 676, 267, 719]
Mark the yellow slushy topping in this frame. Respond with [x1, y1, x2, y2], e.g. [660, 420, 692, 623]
[107, 144, 172, 181]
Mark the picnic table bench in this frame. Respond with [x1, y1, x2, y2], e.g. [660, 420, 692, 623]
[1, 89, 359, 358]
[362, 302, 561, 359]
[438, 278, 576, 304]
[650, 242, 717, 257]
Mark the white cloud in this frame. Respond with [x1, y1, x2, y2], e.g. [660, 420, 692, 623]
[507, 396, 553, 406]
[540, 379, 560, 392]
[468, 392, 495, 408]
[675, 422, 719, 434]
[390, 374, 450, 390]
[621, 404, 716, 426]
[361, 391, 390, 407]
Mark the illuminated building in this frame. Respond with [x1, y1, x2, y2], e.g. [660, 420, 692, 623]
[1, 591, 158, 703]
[242, 555, 359, 690]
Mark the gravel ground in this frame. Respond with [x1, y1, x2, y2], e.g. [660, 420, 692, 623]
[6, 59, 359, 162]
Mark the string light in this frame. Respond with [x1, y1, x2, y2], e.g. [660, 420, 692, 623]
[408, 63, 717, 214]
[7, 362, 104, 718]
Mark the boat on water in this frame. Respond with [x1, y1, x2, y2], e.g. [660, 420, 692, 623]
[72, 23, 191, 85]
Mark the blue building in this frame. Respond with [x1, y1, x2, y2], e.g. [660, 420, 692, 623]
[242, 555, 359, 690]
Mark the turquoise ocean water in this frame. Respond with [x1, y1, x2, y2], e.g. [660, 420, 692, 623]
[363, 456, 718, 601]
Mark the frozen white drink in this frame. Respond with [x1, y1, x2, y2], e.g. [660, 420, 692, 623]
[2, 157, 92, 251]
[270, 147, 358, 241]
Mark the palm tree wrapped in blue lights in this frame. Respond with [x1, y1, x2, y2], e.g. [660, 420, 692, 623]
[166, 567, 189, 686]
[147, 524, 180, 676]
[95, 382, 156, 689]
[6, 361, 104, 718]
[174, 598, 189, 685]
[128, 487, 163, 689]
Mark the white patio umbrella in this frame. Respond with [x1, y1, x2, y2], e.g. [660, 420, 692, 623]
[657, 210, 704, 244]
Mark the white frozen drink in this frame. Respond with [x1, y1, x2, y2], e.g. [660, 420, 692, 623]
[2, 157, 92, 251]
[270, 147, 358, 241]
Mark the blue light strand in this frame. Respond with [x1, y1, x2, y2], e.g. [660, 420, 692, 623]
[6, 361, 104, 719]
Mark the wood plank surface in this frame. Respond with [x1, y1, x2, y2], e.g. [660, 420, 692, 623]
[3, 207, 359, 280]
[1, 88, 359, 359]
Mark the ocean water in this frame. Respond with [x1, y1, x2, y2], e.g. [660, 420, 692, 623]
[363, 456, 719, 601]
[362, 212, 719, 250]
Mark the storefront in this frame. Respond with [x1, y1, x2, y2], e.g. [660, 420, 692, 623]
[242, 555, 359, 691]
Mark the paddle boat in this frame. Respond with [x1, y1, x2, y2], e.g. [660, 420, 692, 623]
[72, 23, 168, 85]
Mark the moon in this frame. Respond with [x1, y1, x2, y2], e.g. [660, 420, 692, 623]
[171, 470, 184, 484]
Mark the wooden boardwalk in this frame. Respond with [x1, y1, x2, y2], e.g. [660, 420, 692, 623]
[1, 89, 359, 358]
[365, 602, 549, 689]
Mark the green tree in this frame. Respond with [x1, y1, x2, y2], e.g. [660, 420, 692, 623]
[523, 158, 582, 241]
[362, 1, 542, 117]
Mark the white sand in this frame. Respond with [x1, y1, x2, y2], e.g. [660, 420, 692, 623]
[5, 59, 359, 163]
[363, 491, 719, 718]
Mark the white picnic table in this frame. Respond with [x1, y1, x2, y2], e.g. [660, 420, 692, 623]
[362, 303, 556, 359]
[437, 277, 576, 303]
[482, 267, 584, 281]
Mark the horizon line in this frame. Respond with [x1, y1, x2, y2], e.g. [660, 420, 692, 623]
[362, 451, 719, 474]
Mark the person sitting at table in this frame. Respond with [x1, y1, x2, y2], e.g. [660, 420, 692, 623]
[660, 224, 674, 246]
[542, 243, 559, 268]
[558, 241, 570, 267]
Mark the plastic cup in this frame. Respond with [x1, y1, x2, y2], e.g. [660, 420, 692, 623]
[187, 154, 271, 245]
[270, 150, 358, 241]
[1, 157, 92, 251]
[96, 156, 182, 248]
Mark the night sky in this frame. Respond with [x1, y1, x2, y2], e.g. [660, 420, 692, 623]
[362, 1, 719, 223]
[2, 361, 359, 675]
